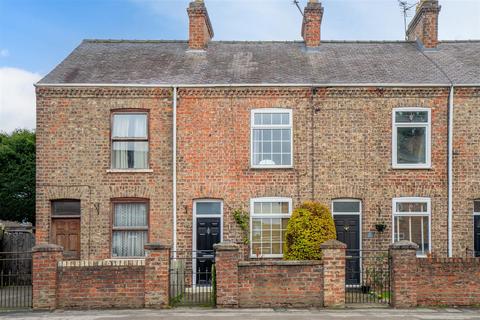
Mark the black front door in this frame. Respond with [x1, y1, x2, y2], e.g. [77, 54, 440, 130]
[196, 217, 220, 284]
[475, 216, 480, 257]
[334, 215, 360, 285]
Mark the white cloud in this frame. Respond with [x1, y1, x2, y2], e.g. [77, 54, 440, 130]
[0, 49, 9, 58]
[0, 67, 42, 133]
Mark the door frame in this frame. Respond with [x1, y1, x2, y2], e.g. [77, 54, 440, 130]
[474, 203, 480, 257]
[192, 199, 223, 286]
[331, 198, 362, 287]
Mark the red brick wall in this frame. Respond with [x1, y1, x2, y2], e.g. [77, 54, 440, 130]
[37, 86, 469, 260]
[416, 257, 480, 306]
[36, 87, 173, 260]
[56, 260, 145, 309]
[237, 260, 323, 308]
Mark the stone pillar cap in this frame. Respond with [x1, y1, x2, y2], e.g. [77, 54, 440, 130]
[389, 240, 419, 250]
[320, 239, 347, 249]
[144, 243, 171, 250]
[32, 243, 63, 252]
[213, 242, 239, 251]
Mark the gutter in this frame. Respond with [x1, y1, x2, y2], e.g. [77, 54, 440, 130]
[35, 82, 478, 88]
[447, 86, 454, 257]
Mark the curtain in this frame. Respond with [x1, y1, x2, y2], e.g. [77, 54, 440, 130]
[112, 114, 147, 138]
[114, 203, 147, 227]
[112, 141, 148, 169]
[112, 203, 147, 257]
[112, 231, 147, 257]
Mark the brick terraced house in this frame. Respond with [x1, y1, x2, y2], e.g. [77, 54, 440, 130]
[35, 0, 480, 279]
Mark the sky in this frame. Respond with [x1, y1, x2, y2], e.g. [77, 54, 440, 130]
[0, 0, 479, 133]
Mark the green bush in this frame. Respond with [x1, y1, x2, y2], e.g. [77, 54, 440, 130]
[284, 201, 337, 260]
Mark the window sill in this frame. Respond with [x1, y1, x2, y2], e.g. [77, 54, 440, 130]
[391, 165, 432, 170]
[106, 169, 153, 173]
[250, 166, 294, 170]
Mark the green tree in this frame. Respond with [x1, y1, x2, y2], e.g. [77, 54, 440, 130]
[284, 201, 336, 260]
[0, 130, 35, 223]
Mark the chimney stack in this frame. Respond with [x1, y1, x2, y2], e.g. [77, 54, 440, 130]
[406, 0, 441, 49]
[302, 0, 324, 48]
[187, 0, 214, 50]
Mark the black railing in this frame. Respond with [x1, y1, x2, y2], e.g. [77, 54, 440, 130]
[169, 250, 215, 307]
[345, 249, 391, 305]
[0, 251, 32, 310]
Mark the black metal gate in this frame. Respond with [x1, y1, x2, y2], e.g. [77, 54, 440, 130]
[345, 250, 391, 305]
[0, 251, 32, 310]
[169, 250, 215, 307]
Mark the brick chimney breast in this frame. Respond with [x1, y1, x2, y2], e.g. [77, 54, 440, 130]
[406, 0, 441, 49]
[187, 0, 214, 50]
[302, 0, 324, 48]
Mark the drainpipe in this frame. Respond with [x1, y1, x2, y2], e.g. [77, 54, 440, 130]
[447, 85, 454, 257]
[173, 86, 178, 256]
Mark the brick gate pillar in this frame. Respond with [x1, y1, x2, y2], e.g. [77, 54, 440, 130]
[144, 243, 171, 308]
[32, 244, 63, 310]
[389, 240, 418, 308]
[321, 239, 347, 308]
[214, 242, 240, 308]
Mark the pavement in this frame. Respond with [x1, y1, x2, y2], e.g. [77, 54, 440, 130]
[2, 308, 480, 320]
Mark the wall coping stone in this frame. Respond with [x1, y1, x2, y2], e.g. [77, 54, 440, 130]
[239, 260, 323, 267]
[320, 239, 347, 249]
[32, 244, 63, 252]
[144, 243, 171, 250]
[58, 259, 145, 268]
[390, 240, 419, 250]
[214, 242, 239, 251]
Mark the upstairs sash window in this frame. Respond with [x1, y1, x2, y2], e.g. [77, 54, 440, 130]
[111, 113, 148, 169]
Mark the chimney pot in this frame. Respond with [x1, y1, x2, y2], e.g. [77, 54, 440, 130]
[302, 1, 324, 48]
[406, 0, 441, 49]
[187, 0, 214, 50]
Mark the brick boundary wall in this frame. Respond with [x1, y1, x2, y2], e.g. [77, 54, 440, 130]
[57, 260, 145, 309]
[32, 243, 170, 310]
[237, 260, 324, 308]
[390, 240, 480, 308]
[214, 240, 346, 308]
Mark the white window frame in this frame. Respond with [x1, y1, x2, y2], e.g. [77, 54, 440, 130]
[473, 200, 480, 257]
[250, 108, 293, 169]
[392, 197, 431, 257]
[250, 197, 292, 258]
[192, 199, 223, 286]
[392, 107, 431, 169]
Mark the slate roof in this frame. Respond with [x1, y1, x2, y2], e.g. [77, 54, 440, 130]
[38, 40, 480, 85]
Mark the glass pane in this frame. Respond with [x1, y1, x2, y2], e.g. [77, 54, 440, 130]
[396, 202, 428, 213]
[254, 113, 261, 125]
[282, 142, 291, 153]
[252, 243, 261, 256]
[395, 216, 409, 242]
[272, 113, 282, 125]
[112, 114, 147, 138]
[196, 202, 221, 215]
[272, 243, 281, 254]
[395, 111, 428, 123]
[114, 203, 147, 227]
[282, 154, 291, 165]
[397, 127, 426, 164]
[254, 203, 262, 214]
[474, 200, 480, 213]
[281, 113, 289, 125]
[262, 113, 271, 125]
[282, 218, 289, 229]
[282, 129, 290, 141]
[272, 142, 281, 153]
[333, 201, 360, 213]
[272, 154, 282, 165]
[272, 129, 282, 140]
[52, 200, 80, 216]
[112, 231, 147, 257]
[112, 141, 148, 169]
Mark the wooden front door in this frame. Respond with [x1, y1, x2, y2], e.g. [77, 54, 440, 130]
[51, 218, 80, 260]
